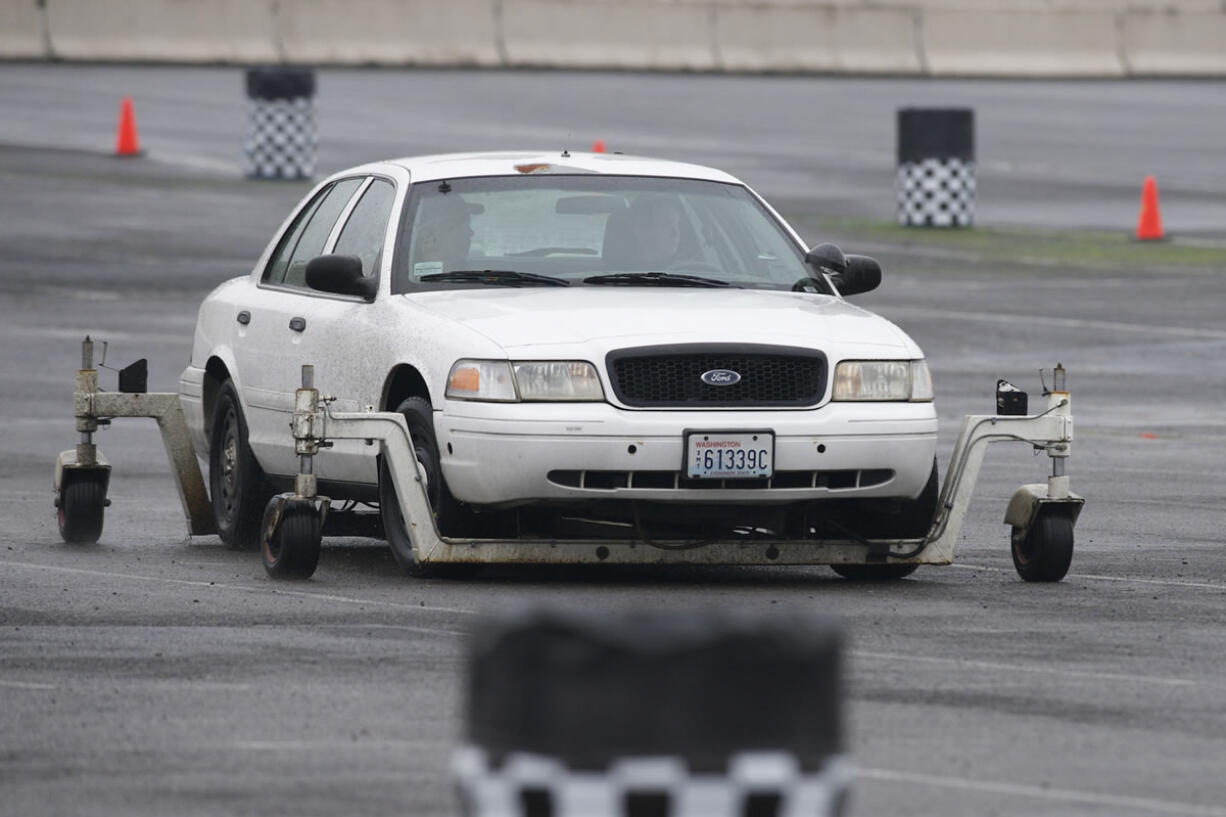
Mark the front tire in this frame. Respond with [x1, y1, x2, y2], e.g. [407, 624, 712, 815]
[379, 397, 473, 577]
[209, 381, 269, 550]
[831, 563, 919, 581]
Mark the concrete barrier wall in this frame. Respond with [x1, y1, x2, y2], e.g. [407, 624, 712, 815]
[0, 0, 46, 58]
[45, 0, 279, 63]
[3, 0, 1224, 76]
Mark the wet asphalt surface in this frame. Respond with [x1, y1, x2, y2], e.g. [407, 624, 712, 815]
[1, 66, 1225, 817]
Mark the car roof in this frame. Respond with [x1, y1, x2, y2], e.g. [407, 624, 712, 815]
[341, 151, 743, 185]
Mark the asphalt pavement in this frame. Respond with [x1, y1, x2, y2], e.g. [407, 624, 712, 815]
[1, 66, 1225, 817]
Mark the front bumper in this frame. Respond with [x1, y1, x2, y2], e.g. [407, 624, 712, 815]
[437, 400, 937, 506]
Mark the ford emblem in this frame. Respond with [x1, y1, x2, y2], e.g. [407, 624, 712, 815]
[700, 369, 741, 386]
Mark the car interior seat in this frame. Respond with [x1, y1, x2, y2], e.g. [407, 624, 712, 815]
[600, 207, 644, 271]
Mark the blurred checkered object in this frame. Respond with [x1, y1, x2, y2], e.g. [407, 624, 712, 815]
[454, 747, 852, 817]
[896, 157, 975, 228]
[244, 97, 316, 180]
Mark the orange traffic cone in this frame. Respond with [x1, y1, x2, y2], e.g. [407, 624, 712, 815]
[592, 139, 606, 153]
[115, 96, 142, 157]
[1135, 175, 1164, 240]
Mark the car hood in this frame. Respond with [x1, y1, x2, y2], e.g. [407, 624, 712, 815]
[404, 287, 919, 356]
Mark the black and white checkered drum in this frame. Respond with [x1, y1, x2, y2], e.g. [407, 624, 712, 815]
[896, 108, 975, 228]
[244, 68, 317, 181]
[457, 609, 850, 817]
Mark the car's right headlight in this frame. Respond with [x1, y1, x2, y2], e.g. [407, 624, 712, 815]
[445, 359, 605, 402]
[832, 359, 933, 402]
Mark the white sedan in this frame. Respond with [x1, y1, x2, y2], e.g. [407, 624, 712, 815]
[180, 151, 937, 578]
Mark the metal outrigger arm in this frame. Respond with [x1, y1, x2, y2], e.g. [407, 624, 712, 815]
[264, 363, 1082, 577]
[54, 337, 215, 544]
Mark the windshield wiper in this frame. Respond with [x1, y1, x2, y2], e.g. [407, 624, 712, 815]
[583, 272, 734, 288]
[420, 269, 570, 287]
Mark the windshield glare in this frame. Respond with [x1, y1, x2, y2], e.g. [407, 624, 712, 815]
[394, 175, 827, 293]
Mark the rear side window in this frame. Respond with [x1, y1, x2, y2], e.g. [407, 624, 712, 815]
[263, 177, 363, 286]
[333, 179, 396, 279]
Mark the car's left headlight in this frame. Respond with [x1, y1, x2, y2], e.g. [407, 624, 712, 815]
[446, 359, 605, 402]
[832, 359, 934, 402]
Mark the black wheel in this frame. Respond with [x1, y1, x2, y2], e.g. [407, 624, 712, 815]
[209, 381, 269, 550]
[379, 396, 475, 577]
[831, 563, 919, 581]
[1012, 508, 1074, 582]
[262, 499, 321, 580]
[57, 478, 106, 544]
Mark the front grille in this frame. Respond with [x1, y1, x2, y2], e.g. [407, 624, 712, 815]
[607, 345, 827, 407]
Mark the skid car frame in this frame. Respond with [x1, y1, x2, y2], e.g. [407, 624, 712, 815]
[55, 339, 1084, 582]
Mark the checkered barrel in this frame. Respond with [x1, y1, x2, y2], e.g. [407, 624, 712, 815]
[455, 609, 851, 817]
[243, 67, 317, 180]
[896, 108, 975, 228]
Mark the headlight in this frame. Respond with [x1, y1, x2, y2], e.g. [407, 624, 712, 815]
[445, 359, 605, 402]
[833, 359, 934, 402]
[445, 359, 517, 402]
[513, 361, 604, 401]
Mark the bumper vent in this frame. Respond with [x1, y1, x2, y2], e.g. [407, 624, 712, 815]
[547, 469, 894, 491]
[607, 344, 827, 408]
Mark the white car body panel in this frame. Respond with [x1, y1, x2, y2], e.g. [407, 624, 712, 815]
[182, 151, 937, 515]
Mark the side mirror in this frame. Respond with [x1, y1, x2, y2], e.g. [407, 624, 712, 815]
[835, 254, 882, 296]
[804, 242, 847, 275]
[304, 255, 376, 300]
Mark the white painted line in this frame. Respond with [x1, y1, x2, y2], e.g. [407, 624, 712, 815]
[149, 150, 241, 176]
[950, 562, 1226, 592]
[1075, 463, 1226, 480]
[316, 623, 467, 637]
[2, 326, 184, 343]
[1096, 497, 1226, 513]
[0, 679, 58, 690]
[882, 306, 1226, 341]
[233, 738, 432, 751]
[857, 767, 1226, 817]
[1, 560, 478, 618]
[852, 650, 1197, 687]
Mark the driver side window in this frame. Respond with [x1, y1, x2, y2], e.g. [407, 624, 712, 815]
[263, 177, 363, 287]
[333, 179, 395, 279]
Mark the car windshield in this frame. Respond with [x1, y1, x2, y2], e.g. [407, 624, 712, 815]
[393, 175, 830, 293]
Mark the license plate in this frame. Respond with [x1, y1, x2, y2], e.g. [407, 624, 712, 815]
[685, 431, 774, 479]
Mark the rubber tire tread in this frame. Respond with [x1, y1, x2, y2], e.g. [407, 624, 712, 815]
[895, 459, 940, 539]
[1012, 509, 1074, 583]
[263, 502, 321, 580]
[830, 563, 919, 581]
[58, 479, 105, 545]
[209, 382, 268, 550]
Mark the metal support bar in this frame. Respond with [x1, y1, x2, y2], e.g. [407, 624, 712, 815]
[85, 392, 217, 536]
[919, 389, 1075, 564]
[64, 335, 215, 537]
[303, 396, 1072, 567]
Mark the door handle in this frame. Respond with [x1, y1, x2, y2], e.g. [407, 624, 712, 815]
[289, 317, 307, 333]
[236, 310, 251, 325]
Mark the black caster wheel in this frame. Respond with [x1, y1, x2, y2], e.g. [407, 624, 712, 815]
[261, 499, 322, 580]
[1012, 508, 1074, 583]
[57, 478, 108, 545]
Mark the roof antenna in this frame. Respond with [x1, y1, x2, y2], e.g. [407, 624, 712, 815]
[562, 132, 571, 158]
